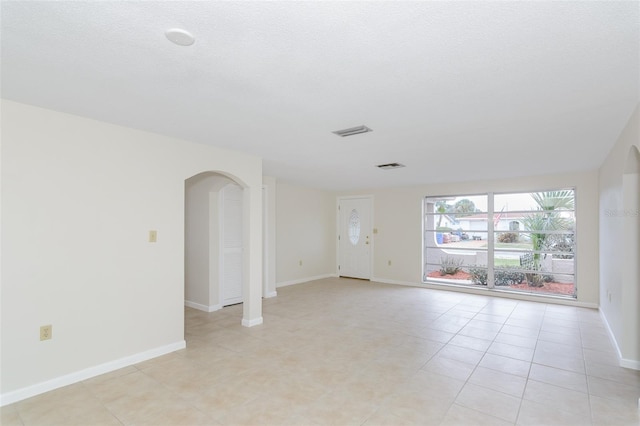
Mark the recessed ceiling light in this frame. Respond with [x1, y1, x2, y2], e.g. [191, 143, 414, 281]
[376, 163, 405, 170]
[165, 28, 195, 46]
[332, 125, 372, 137]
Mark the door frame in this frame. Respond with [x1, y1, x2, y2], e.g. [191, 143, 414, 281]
[219, 182, 244, 307]
[336, 195, 374, 279]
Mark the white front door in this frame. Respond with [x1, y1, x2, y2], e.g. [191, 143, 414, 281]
[221, 183, 243, 306]
[339, 197, 372, 279]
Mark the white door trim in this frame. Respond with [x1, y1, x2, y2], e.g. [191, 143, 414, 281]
[337, 195, 373, 279]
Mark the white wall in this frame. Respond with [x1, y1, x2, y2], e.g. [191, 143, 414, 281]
[262, 176, 277, 297]
[184, 173, 234, 311]
[276, 183, 336, 286]
[338, 171, 600, 306]
[599, 104, 640, 368]
[0, 100, 263, 402]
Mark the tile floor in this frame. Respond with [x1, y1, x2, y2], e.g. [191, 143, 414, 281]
[2, 278, 639, 425]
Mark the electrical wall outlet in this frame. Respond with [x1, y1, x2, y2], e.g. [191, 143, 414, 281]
[40, 325, 52, 341]
[149, 230, 157, 243]
[299, 260, 303, 266]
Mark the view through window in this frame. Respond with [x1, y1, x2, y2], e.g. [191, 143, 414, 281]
[423, 190, 576, 298]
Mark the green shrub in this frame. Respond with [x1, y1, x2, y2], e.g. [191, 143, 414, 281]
[469, 265, 488, 285]
[497, 232, 519, 243]
[468, 265, 524, 286]
[494, 266, 525, 286]
[440, 257, 463, 275]
[551, 241, 574, 259]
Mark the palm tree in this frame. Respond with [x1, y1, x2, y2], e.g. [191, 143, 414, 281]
[435, 201, 451, 228]
[522, 191, 574, 286]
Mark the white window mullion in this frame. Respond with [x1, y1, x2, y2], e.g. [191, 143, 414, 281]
[487, 192, 495, 289]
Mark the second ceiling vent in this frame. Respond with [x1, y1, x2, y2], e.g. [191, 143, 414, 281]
[376, 163, 405, 170]
[332, 125, 372, 137]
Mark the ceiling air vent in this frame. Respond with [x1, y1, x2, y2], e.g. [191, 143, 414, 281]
[332, 125, 372, 137]
[376, 163, 405, 170]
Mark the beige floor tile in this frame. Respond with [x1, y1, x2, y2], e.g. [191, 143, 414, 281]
[421, 353, 476, 381]
[535, 339, 584, 358]
[60, 408, 123, 426]
[494, 332, 538, 349]
[402, 370, 465, 399]
[581, 334, 617, 351]
[82, 366, 139, 385]
[458, 324, 499, 341]
[533, 348, 586, 374]
[0, 405, 23, 426]
[528, 363, 588, 393]
[479, 352, 531, 377]
[582, 347, 619, 366]
[500, 324, 540, 338]
[301, 389, 380, 426]
[505, 316, 543, 329]
[587, 375, 640, 405]
[448, 334, 492, 352]
[440, 403, 513, 426]
[437, 344, 485, 365]
[487, 341, 535, 362]
[585, 359, 640, 388]
[543, 317, 582, 331]
[454, 382, 521, 423]
[190, 375, 263, 418]
[361, 407, 413, 426]
[517, 399, 592, 425]
[9, 278, 640, 426]
[380, 388, 454, 426]
[538, 330, 582, 346]
[479, 305, 515, 317]
[85, 371, 163, 404]
[468, 366, 527, 397]
[523, 379, 590, 417]
[473, 313, 509, 324]
[419, 327, 455, 344]
[214, 394, 299, 426]
[589, 395, 640, 426]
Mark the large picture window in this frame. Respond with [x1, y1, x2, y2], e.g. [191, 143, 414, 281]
[423, 190, 576, 298]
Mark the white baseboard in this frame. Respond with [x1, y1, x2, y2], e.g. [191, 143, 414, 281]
[263, 291, 278, 298]
[184, 300, 220, 312]
[242, 317, 264, 327]
[372, 277, 599, 308]
[372, 277, 421, 287]
[276, 273, 337, 288]
[599, 308, 640, 371]
[599, 307, 623, 359]
[0, 340, 186, 407]
[620, 357, 640, 370]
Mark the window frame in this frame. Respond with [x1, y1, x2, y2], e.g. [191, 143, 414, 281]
[422, 189, 577, 299]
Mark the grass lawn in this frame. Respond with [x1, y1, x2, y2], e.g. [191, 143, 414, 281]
[494, 258, 521, 267]
[487, 243, 533, 250]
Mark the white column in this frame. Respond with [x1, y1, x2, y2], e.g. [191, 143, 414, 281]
[242, 184, 264, 327]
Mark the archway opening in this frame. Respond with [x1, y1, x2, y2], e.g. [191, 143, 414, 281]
[184, 171, 248, 315]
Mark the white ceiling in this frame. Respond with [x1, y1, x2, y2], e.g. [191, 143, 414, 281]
[2, 1, 638, 191]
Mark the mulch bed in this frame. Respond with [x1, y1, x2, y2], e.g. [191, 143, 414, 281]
[426, 270, 575, 296]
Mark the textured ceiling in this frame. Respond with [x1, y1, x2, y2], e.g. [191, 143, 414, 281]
[2, 1, 638, 190]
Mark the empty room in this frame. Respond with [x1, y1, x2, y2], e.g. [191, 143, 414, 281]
[1, 1, 639, 425]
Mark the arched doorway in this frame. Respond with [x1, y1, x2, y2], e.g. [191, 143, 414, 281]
[185, 172, 240, 312]
[184, 169, 264, 328]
